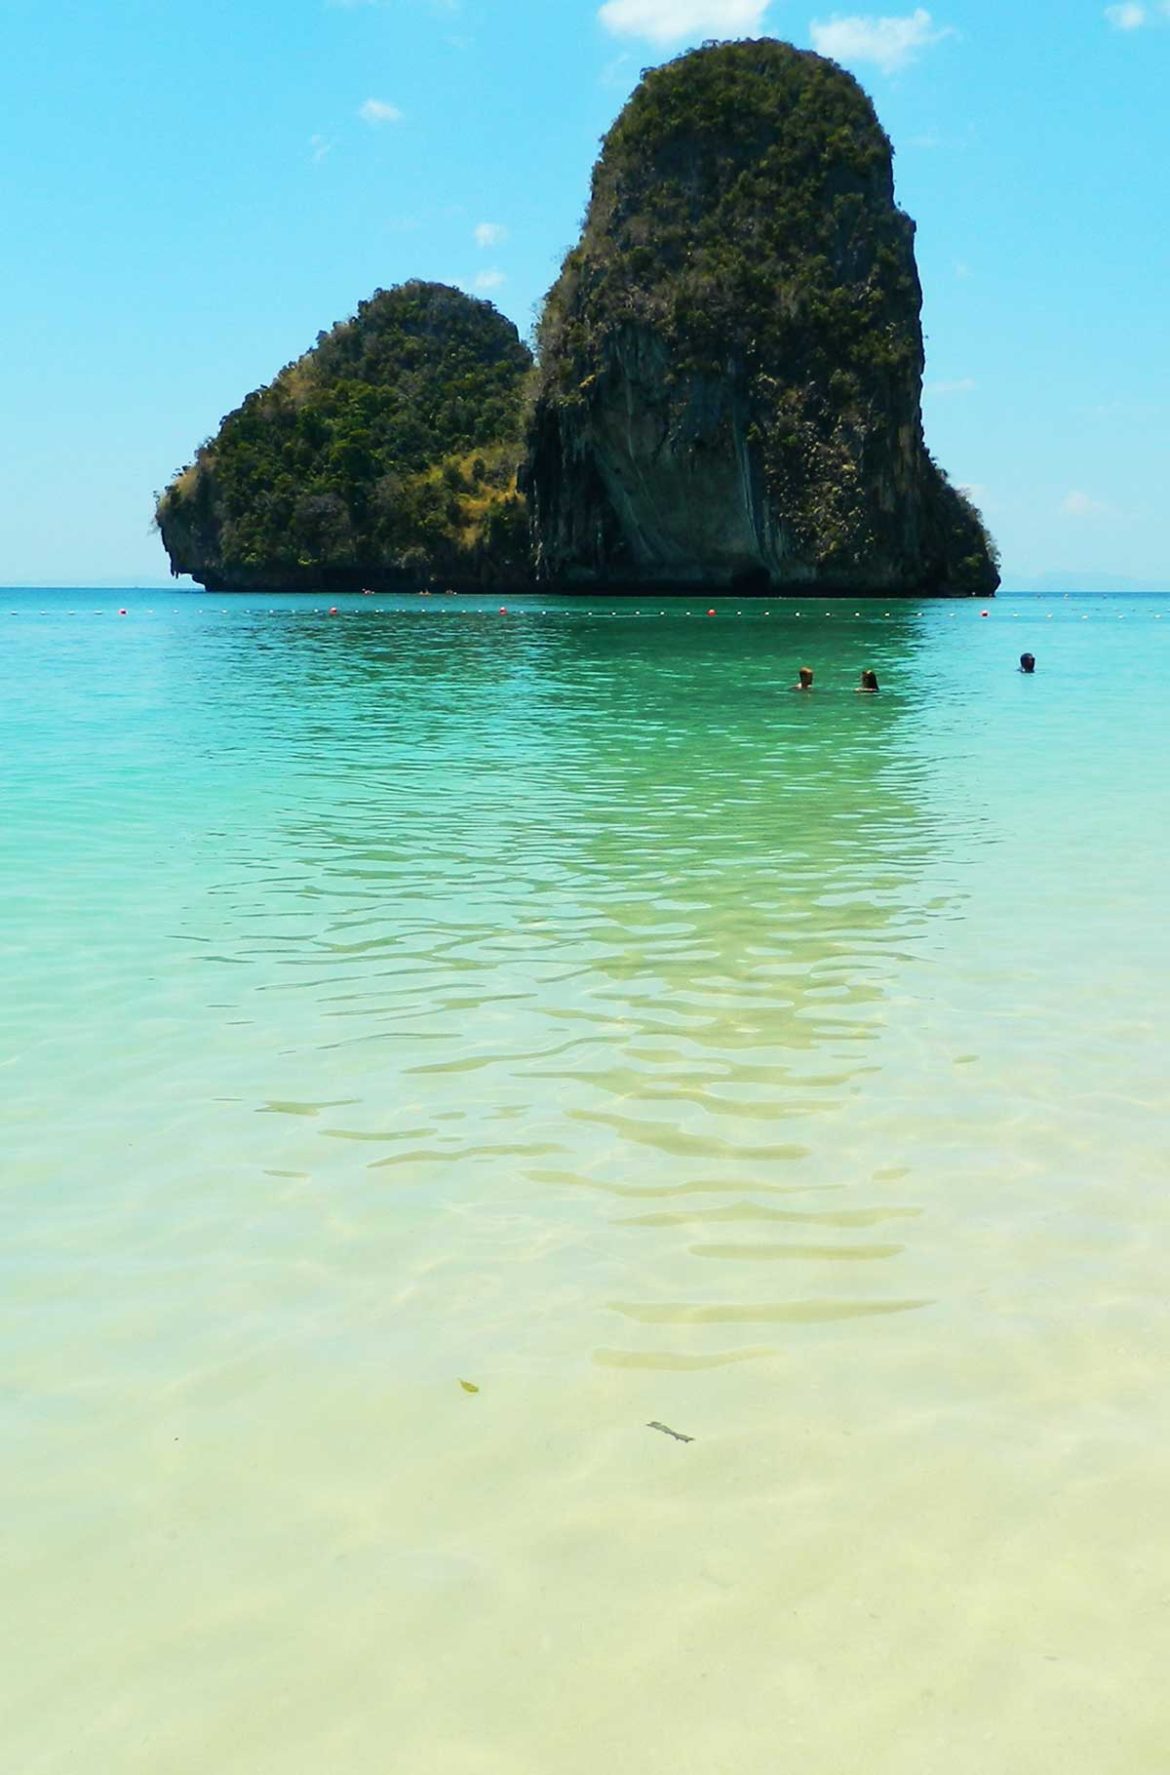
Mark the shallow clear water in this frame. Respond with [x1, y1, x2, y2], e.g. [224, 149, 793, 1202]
[3, 588, 1169, 1773]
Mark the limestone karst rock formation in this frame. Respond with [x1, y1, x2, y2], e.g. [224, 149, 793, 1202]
[522, 40, 998, 597]
[157, 44, 998, 599]
[157, 282, 533, 592]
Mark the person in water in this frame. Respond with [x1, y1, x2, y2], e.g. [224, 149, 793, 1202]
[1019, 652, 1036, 674]
[856, 669, 880, 693]
[792, 666, 814, 691]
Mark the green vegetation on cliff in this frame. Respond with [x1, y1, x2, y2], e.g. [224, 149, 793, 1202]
[527, 40, 998, 595]
[157, 282, 533, 591]
[157, 43, 998, 598]
[540, 42, 909, 386]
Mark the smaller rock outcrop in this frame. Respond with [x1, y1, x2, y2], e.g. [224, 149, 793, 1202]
[157, 282, 534, 592]
[523, 40, 998, 597]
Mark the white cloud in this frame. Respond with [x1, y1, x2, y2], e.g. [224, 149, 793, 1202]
[925, 376, 977, 396]
[474, 222, 508, 249]
[474, 268, 507, 291]
[1105, 1, 1170, 23]
[309, 133, 333, 163]
[1062, 490, 1108, 517]
[358, 98, 403, 125]
[601, 50, 635, 86]
[809, 8, 953, 73]
[599, 0, 772, 46]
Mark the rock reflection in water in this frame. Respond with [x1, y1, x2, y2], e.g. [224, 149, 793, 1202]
[164, 599, 948, 1374]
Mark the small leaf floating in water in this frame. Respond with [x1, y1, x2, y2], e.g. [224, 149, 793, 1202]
[647, 1421, 694, 1444]
[459, 1380, 480, 1394]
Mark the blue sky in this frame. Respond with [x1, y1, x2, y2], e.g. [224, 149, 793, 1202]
[1, 0, 1166, 586]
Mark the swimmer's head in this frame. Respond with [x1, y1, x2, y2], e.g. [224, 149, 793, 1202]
[798, 666, 814, 688]
[860, 669, 879, 691]
[1020, 652, 1036, 674]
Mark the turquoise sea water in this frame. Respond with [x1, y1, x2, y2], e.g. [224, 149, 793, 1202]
[3, 588, 1170, 1773]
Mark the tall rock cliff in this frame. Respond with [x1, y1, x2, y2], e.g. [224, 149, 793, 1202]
[157, 282, 533, 592]
[524, 41, 998, 596]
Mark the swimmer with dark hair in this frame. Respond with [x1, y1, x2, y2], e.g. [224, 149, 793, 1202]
[1019, 653, 1036, 674]
[856, 669, 880, 693]
[792, 666, 814, 691]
